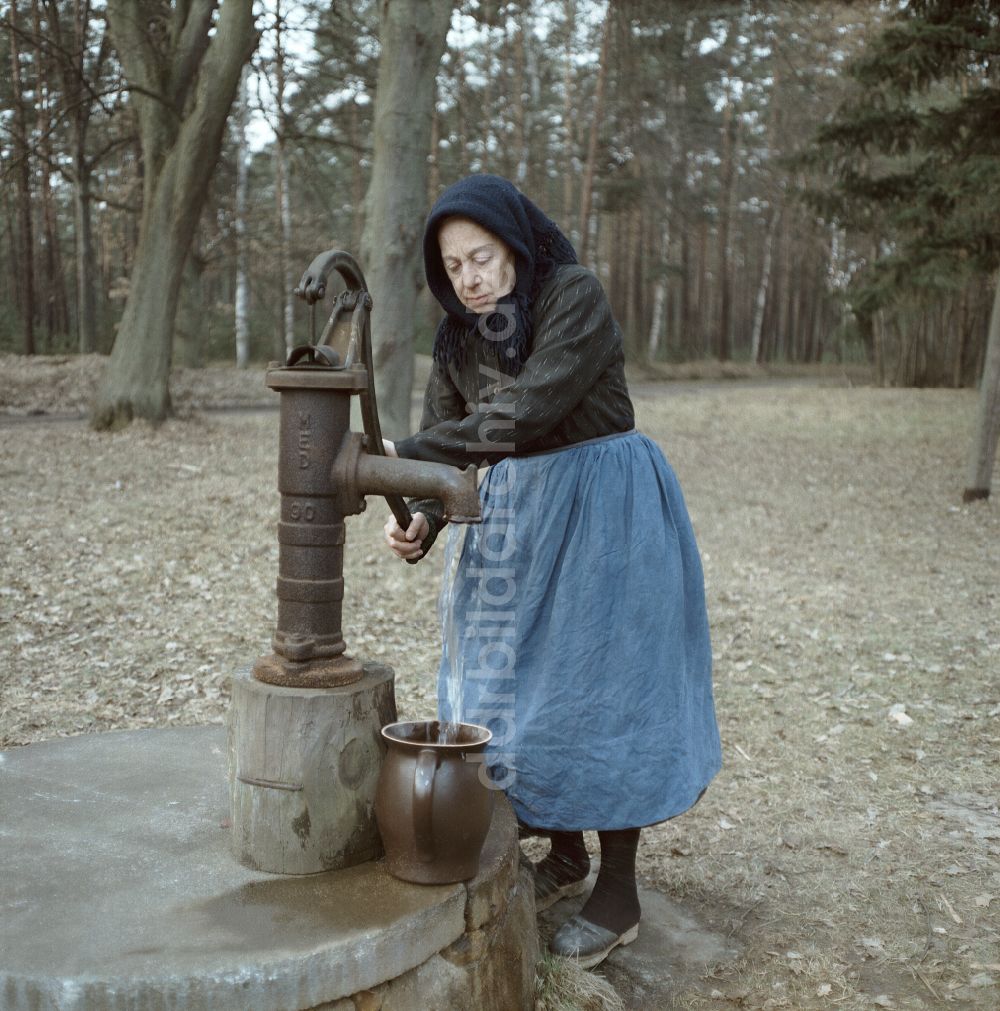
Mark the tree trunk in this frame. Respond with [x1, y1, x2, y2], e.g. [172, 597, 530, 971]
[751, 206, 780, 363]
[8, 1, 36, 356]
[274, 0, 295, 357]
[453, 44, 468, 177]
[73, 156, 99, 354]
[953, 284, 969, 388]
[796, 262, 809, 361]
[562, 0, 577, 241]
[360, 0, 452, 440]
[679, 223, 691, 358]
[234, 66, 251, 368]
[578, 2, 612, 265]
[608, 210, 623, 323]
[428, 100, 440, 208]
[174, 250, 206, 368]
[31, 0, 70, 348]
[696, 214, 709, 357]
[963, 273, 1000, 501]
[93, 0, 258, 429]
[513, 6, 529, 186]
[774, 218, 792, 361]
[648, 225, 669, 358]
[873, 311, 886, 386]
[46, 0, 109, 355]
[716, 94, 737, 361]
[73, 0, 101, 354]
[623, 181, 643, 363]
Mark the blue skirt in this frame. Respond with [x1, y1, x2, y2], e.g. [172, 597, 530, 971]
[437, 431, 721, 831]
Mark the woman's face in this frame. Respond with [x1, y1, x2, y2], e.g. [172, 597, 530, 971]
[438, 218, 515, 314]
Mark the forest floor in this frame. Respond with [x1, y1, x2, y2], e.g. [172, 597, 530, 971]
[1, 354, 998, 1010]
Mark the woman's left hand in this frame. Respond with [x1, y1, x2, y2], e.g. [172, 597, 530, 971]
[382, 439, 397, 457]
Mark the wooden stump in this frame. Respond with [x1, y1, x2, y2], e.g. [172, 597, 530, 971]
[228, 663, 397, 874]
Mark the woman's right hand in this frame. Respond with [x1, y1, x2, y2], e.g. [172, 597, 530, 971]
[384, 511, 429, 561]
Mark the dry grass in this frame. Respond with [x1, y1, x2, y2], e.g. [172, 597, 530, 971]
[535, 952, 626, 1011]
[1, 356, 999, 1009]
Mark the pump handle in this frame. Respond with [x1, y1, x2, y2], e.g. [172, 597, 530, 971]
[294, 250, 425, 564]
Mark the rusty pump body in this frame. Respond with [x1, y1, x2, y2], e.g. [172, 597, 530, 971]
[252, 250, 480, 690]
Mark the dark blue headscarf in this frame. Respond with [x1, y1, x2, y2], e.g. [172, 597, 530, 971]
[424, 175, 578, 374]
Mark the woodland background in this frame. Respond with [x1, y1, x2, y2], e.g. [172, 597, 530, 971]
[1, 0, 1000, 480]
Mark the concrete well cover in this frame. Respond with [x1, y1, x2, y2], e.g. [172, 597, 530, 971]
[0, 726, 466, 1010]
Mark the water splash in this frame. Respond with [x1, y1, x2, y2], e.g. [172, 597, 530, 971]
[436, 720, 465, 745]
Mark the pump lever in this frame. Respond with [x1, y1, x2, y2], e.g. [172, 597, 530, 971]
[293, 249, 428, 563]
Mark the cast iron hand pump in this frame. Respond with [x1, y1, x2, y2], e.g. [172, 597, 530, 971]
[252, 250, 480, 690]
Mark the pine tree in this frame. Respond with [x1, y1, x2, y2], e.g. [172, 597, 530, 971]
[805, 0, 1000, 494]
[805, 1, 1000, 370]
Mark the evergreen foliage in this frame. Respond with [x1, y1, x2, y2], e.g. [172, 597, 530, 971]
[805, 1, 1000, 319]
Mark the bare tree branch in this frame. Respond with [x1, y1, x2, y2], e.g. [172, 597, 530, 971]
[168, 0, 214, 110]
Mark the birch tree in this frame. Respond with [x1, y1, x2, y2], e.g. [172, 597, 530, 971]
[234, 66, 251, 369]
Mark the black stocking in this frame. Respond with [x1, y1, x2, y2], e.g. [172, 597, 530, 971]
[578, 828, 641, 935]
[534, 830, 591, 890]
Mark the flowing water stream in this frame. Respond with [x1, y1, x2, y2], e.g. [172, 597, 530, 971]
[437, 524, 469, 744]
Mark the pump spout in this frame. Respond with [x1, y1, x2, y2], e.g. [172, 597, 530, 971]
[354, 451, 481, 523]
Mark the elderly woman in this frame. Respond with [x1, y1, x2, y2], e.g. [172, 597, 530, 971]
[382, 174, 721, 968]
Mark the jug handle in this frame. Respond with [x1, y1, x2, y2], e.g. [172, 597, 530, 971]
[413, 748, 438, 863]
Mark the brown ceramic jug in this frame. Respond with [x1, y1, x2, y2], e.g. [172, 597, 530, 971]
[375, 720, 494, 884]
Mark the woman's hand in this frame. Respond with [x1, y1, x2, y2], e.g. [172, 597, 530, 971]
[384, 511, 429, 561]
[382, 438, 397, 457]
